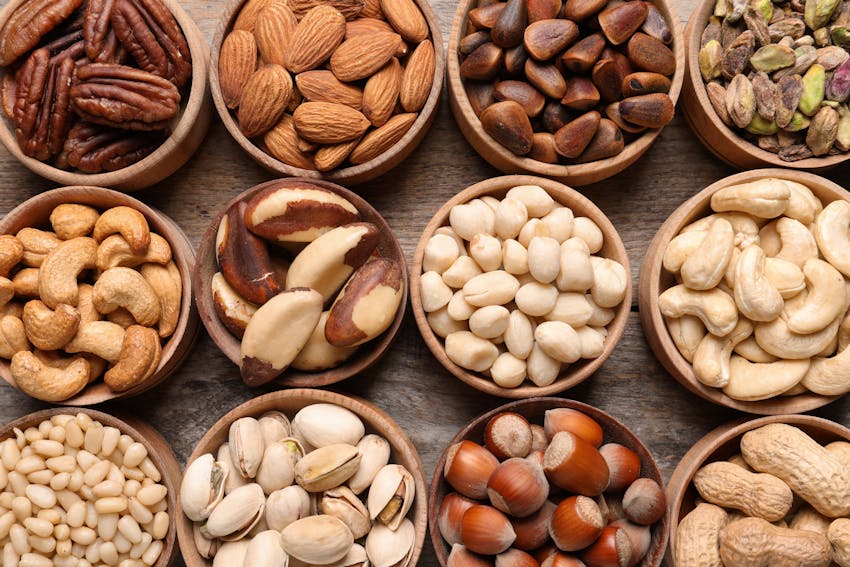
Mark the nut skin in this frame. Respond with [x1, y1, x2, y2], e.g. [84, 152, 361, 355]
[487, 458, 550, 518]
[444, 440, 500, 500]
[462, 504, 517, 555]
[543, 431, 610, 496]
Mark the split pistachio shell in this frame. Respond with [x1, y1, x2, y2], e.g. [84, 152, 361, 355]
[295, 443, 362, 492]
[218, 443, 250, 495]
[328, 544, 369, 567]
[244, 530, 289, 567]
[258, 411, 292, 446]
[281, 514, 355, 565]
[348, 434, 391, 495]
[213, 540, 250, 567]
[229, 417, 265, 479]
[322, 486, 371, 539]
[256, 442, 297, 495]
[180, 454, 228, 522]
[204, 483, 266, 540]
[365, 518, 415, 567]
[266, 484, 311, 531]
[367, 464, 415, 530]
[292, 403, 366, 448]
[193, 522, 219, 559]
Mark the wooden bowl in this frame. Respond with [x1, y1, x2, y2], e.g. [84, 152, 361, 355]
[447, 0, 685, 187]
[428, 398, 669, 566]
[0, 186, 201, 406]
[193, 177, 408, 388]
[665, 414, 850, 565]
[681, 2, 849, 171]
[411, 175, 631, 398]
[638, 168, 850, 415]
[208, 0, 445, 186]
[177, 388, 428, 567]
[0, 0, 212, 192]
[1, 406, 182, 566]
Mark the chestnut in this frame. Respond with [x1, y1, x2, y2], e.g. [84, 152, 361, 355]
[581, 526, 632, 567]
[512, 500, 556, 551]
[543, 431, 609, 496]
[448, 544, 495, 567]
[488, 458, 550, 518]
[549, 495, 604, 551]
[462, 504, 518, 556]
[621, 478, 665, 525]
[543, 408, 603, 446]
[440, 492, 478, 545]
[496, 548, 540, 567]
[486, 412, 534, 459]
[599, 443, 641, 493]
[445, 440, 500, 500]
[609, 519, 650, 567]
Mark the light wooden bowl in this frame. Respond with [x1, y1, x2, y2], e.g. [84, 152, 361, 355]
[177, 388, 428, 567]
[193, 178, 408, 388]
[681, 2, 850, 171]
[447, 0, 685, 187]
[428, 398, 669, 566]
[1, 407, 181, 567]
[208, 0, 444, 186]
[0, 0, 212, 192]
[665, 414, 850, 565]
[0, 186, 200, 406]
[638, 168, 850, 415]
[411, 175, 631, 398]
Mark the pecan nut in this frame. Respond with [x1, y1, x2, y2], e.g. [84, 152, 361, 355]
[83, 0, 126, 64]
[64, 121, 164, 172]
[70, 63, 180, 130]
[0, 0, 84, 66]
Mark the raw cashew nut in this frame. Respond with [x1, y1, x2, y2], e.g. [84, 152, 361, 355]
[92, 267, 161, 327]
[590, 257, 628, 308]
[734, 337, 779, 363]
[674, 503, 727, 567]
[815, 200, 850, 277]
[759, 221, 781, 256]
[140, 262, 182, 338]
[663, 231, 706, 273]
[658, 285, 739, 337]
[693, 319, 753, 388]
[104, 325, 162, 392]
[681, 218, 735, 290]
[801, 343, 850, 395]
[681, 213, 761, 248]
[38, 237, 97, 308]
[733, 245, 784, 322]
[720, 517, 831, 567]
[722, 356, 810, 400]
[49, 204, 100, 240]
[710, 178, 791, 218]
[0, 235, 23, 277]
[12, 268, 39, 298]
[92, 206, 151, 255]
[764, 258, 806, 299]
[65, 321, 126, 363]
[22, 300, 80, 351]
[784, 259, 846, 334]
[840, 310, 850, 353]
[666, 315, 707, 362]
[783, 180, 824, 225]
[0, 315, 29, 359]
[10, 351, 89, 402]
[755, 312, 844, 359]
[829, 518, 850, 567]
[693, 461, 793, 521]
[96, 233, 172, 271]
[773, 217, 819, 267]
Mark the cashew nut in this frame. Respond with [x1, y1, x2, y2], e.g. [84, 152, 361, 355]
[682, 213, 761, 248]
[17, 228, 61, 267]
[22, 300, 80, 351]
[682, 218, 735, 290]
[0, 277, 12, 307]
[556, 238, 593, 292]
[0, 315, 29, 359]
[814, 200, 850, 277]
[783, 259, 847, 334]
[76, 284, 101, 325]
[11, 268, 38, 298]
[590, 257, 628, 308]
[734, 337, 779, 363]
[10, 351, 89, 402]
[693, 319, 753, 387]
[734, 245, 784, 322]
[0, 302, 23, 319]
[49, 204, 100, 240]
[0, 235, 22, 277]
[801, 343, 850, 395]
[92, 267, 161, 327]
[96, 233, 172, 271]
[659, 285, 739, 337]
[92, 206, 151, 255]
[38, 237, 97, 308]
[109, 308, 137, 328]
[782, 180, 824, 225]
[65, 321, 126, 364]
[666, 315, 707, 362]
[764, 258, 806, 299]
[710, 178, 791, 218]
[772, 218, 819, 267]
[104, 325, 162, 392]
[140, 262, 182, 338]
[755, 311, 845, 359]
[759, 221, 781, 256]
[32, 350, 106, 384]
[722, 356, 811, 400]
[840, 311, 850, 353]
[663, 231, 706, 273]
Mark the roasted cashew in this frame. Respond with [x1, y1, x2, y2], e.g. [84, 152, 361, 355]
[65, 321, 126, 364]
[801, 345, 850, 395]
[734, 337, 779, 363]
[76, 284, 101, 325]
[0, 235, 22, 277]
[0, 302, 23, 319]
[38, 237, 97, 308]
[693, 319, 754, 388]
[140, 261, 182, 338]
[663, 231, 706, 273]
[681, 213, 761, 248]
[17, 228, 60, 267]
[104, 325, 162, 392]
[774, 218, 819, 267]
[107, 308, 136, 328]
[682, 218, 735, 290]
[783, 259, 846, 334]
[12, 268, 39, 298]
[722, 356, 811, 401]
[96, 233, 172, 271]
[589, 257, 628, 308]
[92, 206, 151, 255]
[10, 351, 89, 402]
[0, 277, 13, 307]
[22, 300, 80, 351]
[814, 200, 850, 277]
[0, 316, 29, 359]
[783, 180, 824, 225]
[764, 258, 806, 299]
[666, 315, 707, 362]
[92, 267, 161, 327]
[710, 178, 791, 219]
[49, 204, 100, 240]
[755, 312, 845, 359]
[734, 245, 784, 322]
[32, 350, 106, 384]
[659, 285, 739, 337]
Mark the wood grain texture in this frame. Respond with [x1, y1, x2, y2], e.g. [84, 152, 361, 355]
[2, 1, 850, 566]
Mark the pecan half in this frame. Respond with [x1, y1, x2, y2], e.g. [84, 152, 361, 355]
[2, 74, 16, 119]
[110, 0, 191, 88]
[83, 0, 125, 63]
[64, 121, 163, 172]
[0, 0, 84, 66]
[70, 63, 180, 130]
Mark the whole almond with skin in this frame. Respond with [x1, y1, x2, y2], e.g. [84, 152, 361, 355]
[363, 58, 402, 127]
[264, 114, 316, 169]
[554, 110, 600, 157]
[400, 39, 435, 112]
[524, 20, 579, 61]
[286, 6, 347, 74]
[349, 112, 417, 163]
[315, 138, 360, 171]
[288, 0, 365, 20]
[381, 0, 428, 42]
[293, 102, 371, 143]
[362, 0, 385, 19]
[296, 70, 364, 109]
[238, 64, 293, 138]
[233, 0, 276, 32]
[255, 2, 298, 67]
[219, 30, 257, 109]
[480, 100, 534, 155]
[348, 19, 409, 56]
[330, 32, 400, 82]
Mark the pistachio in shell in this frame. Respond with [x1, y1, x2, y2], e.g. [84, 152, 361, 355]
[267, 484, 312, 531]
[244, 530, 288, 567]
[322, 486, 372, 539]
[281, 515, 355, 565]
[257, 411, 292, 446]
[203, 483, 266, 541]
[329, 544, 369, 567]
[706, 81, 733, 127]
[292, 403, 365, 448]
[752, 71, 777, 120]
[180, 453, 228, 522]
[229, 417, 265, 480]
[217, 443, 250, 495]
[348, 434, 392, 495]
[365, 519, 415, 567]
[213, 540, 250, 567]
[367, 464, 416, 530]
[256, 442, 298, 495]
[699, 40, 723, 81]
[295, 443, 362, 492]
[193, 523, 219, 559]
[826, 58, 850, 102]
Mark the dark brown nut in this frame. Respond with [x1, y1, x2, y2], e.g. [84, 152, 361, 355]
[480, 100, 534, 154]
[620, 71, 671, 97]
[592, 58, 625, 102]
[211, 271, 258, 339]
[494, 80, 546, 117]
[459, 30, 492, 54]
[618, 93, 674, 128]
[775, 74, 803, 128]
[642, 3, 672, 44]
[553, 110, 600, 158]
[491, 0, 527, 48]
[0, 0, 84, 66]
[598, 2, 648, 45]
[527, 0, 562, 23]
[64, 122, 164, 173]
[84, 0, 116, 62]
[563, 0, 607, 21]
[603, 47, 635, 81]
[560, 33, 606, 73]
[461, 42, 504, 80]
[542, 100, 573, 132]
[504, 44, 529, 75]
[523, 19, 579, 61]
[720, 18, 744, 48]
[576, 118, 623, 162]
[627, 32, 676, 75]
[525, 59, 566, 98]
[3, 74, 16, 119]
[605, 101, 646, 133]
[757, 134, 781, 152]
[806, 105, 839, 155]
[721, 30, 755, 80]
[70, 63, 181, 131]
[110, 0, 192, 87]
[752, 71, 776, 120]
[469, 4, 506, 28]
[561, 76, 600, 111]
[529, 131, 559, 162]
[466, 81, 496, 115]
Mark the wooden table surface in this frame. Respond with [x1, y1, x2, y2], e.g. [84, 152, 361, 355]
[2, 0, 850, 565]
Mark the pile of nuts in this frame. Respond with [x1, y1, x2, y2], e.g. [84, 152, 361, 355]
[675, 423, 850, 566]
[699, 0, 850, 160]
[181, 402, 416, 567]
[458, 0, 676, 163]
[419, 184, 628, 389]
[0, 412, 171, 567]
[218, 0, 436, 171]
[660, 177, 850, 401]
[0, 0, 193, 173]
[438, 408, 665, 566]
[0, 204, 182, 402]
[210, 180, 404, 387]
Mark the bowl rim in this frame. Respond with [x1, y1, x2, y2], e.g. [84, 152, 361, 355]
[207, 0, 446, 185]
[176, 387, 428, 567]
[0, 0, 212, 192]
[192, 177, 409, 389]
[0, 185, 200, 406]
[637, 168, 849, 415]
[410, 174, 632, 398]
[427, 397, 670, 567]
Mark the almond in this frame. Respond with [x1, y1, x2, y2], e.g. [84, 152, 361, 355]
[233, 0, 276, 32]
[330, 31, 400, 82]
[255, 2, 298, 66]
[293, 101, 371, 143]
[286, 5, 347, 74]
[219, 30, 257, 109]
[362, 58, 402, 127]
[381, 0, 428, 42]
[288, 0, 365, 20]
[238, 64, 293, 138]
[346, 18, 409, 57]
[264, 114, 316, 170]
[314, 138, 361, 171]
[295, 70, 363, 109]
[349, 112, 416, 163]
[362, 0, 385, 19]
[400, 39, 435, 112]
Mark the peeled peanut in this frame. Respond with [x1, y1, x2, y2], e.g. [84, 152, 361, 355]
[504, 310, 534, 359]
[420, 271, 453, 312]
[491, 352, 527, 388]
[502, 240, 529, 275]
[590, 257, 628, 308]
[450, 202, 495, 241]
[527, 237, 560, 284]
[557, 239, 594, 292]
[527, 343, 561, 387]
[448, 291, 476, 321]
[442, 256, 483, 288]
[546, 293, 593, 327]
[469, 306, 510, 339]
[427, 308, 469, 338]
[506, 185, 556, 217]
[424, 234, 460, 274]
[572, 217, 603, 253]
[541, 207, 574, 243]
[470, 234, 502, 272]
[445, 331, 499, 372]
[576, 326, 606, 358]
[495, 198, 529, 240]
[463, 271, 520, 307]
[535, 321, 581, 363]
[518, 219, 551, 248]
[515, 282, 558, 317]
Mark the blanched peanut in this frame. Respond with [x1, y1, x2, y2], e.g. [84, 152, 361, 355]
[515, 282, 558, 317]
[546, 293, 593, 327]
[423, 234, 460, 274]
[527, 237, 560, 284]
[450, 201, 495, 241]
[442, 256, 482, 288]
[469, 306, 510, 339]
[591, 257, 628, 308]
[541, 207, 574, 243]
[469, 234, 502, 272]
[491, 352, 527, 388]
[535, 321, 581, 363]
[502, 239, 529, 275]
[506, 185, 555, 217]
[495, 198, 528, 240]
[518, 219, 550, 248]
[447, 291, 476, 321]
[504, 310, 534, 360]
[557, 239, 594, 292]
[575, 327, 605, 358]
[445, 331, 499, 372]
[463, 271, 519, 307]
[527, 343, 561, 387]
[420, 271, 453, 312]
[435, 227, 467, 257]
[573, 217, 603, 253]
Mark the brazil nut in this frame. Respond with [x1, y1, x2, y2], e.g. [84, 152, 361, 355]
[217, 201, 281, 305]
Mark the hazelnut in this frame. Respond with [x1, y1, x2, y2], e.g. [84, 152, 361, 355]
[530, 424, 548, 452]
[621, 478, 665, 525]
[540, 551, 587, 567]
[496, 548, 540, 567]
[543, 408, 603, 446]
[511, 500, 556, 551]
[581, 526, 632, 567]
[543, 431, 609, 496]
[549, 495, 604, 551]
[487, 458, 550, 518]
[445, 441, 500, 500]
[609, 519, 651, 567]
[485, 412, 534, 459]
[448, 543, 495, 567]
[440, 492, 478, 545]
[461, 504, 517, 555]
[598, 443, 641, 493]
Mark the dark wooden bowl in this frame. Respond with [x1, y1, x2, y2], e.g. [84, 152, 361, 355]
[665, 414, 850, 565]
[1, 407, 182, 567]
[0, 186, 200, 406]
[447, 0, 685, 187]
[681, 0, 850, 171]
[638, 168, 850, 414]
[193, 178, 408, 388]
[0, 0, 212, 192]
[177, 388, 428, 567]
[208, 0, 444, 186]
[411, 175, 631, 398]
[428, 398, 669, 566]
